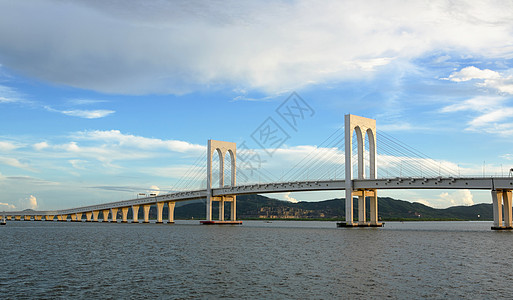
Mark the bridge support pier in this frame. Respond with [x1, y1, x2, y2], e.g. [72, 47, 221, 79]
[101, 210, 110, 222]
[76, 213, 82, 222]
[156, 202, 164, 224]
[110, 208, 118, 223]
[143, 204, 151, 223]
[167, 202, 175, 224]
[24, 215, 31, 221]
[358, 192, 366, 226]
[45, 215, 53, 221]
[34, 215, 42, 221]
[92, 210, 99, 222]
[132, 205, 140, 223]
[492, 189, 513, 230]
[85, 212, 92, 222]
[121, 207, 129, 223]
[369, 189, 381, 226]
[71, 214, 77, 222]
[6, 216, 12, 220]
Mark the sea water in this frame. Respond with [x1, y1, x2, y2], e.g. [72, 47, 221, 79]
[0, 220, 511, 299]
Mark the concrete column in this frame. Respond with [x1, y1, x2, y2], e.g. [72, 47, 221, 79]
[35, 215, 42, 221]
[6, 216, 12, 220]
[370, 189, 379, 225]
[45, 215, 54, 221]
[206, 196, 212, 221]
[219, 198, 225, 221]
[503, 190, 512, 228]
[358, 190, 366, 225]
[92, 210, 99, 222]
[156, 202, 164, 224]
[101, 210, 109, 222]
[60, 215, 67, 222]
[110, 208, 118, 222]
[132, 205, 140, 223]
[15, 215, 21, 221]
[85, 212, 92, 222]
[231, 196, 237, 221]
[143, 204, 151, 223]
[492, 190, 503, 228]
[167, 202, 175, 224]
[121, 207, 129, 223]
[24, 215, 31, 221]
[71, 214, 77, 222]
[76, 213, 82, 221]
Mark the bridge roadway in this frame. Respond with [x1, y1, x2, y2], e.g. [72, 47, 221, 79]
[2, 176, 512, 221]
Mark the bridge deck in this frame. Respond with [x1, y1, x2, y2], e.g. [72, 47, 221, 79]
[2, 177, 512, 216]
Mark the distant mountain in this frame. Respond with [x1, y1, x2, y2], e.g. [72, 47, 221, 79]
[166, 195, 493, 221]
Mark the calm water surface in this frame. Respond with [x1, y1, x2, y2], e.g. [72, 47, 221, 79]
[1, 220, 512, 299]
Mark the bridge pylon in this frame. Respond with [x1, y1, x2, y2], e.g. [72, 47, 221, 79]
[491, 189, 513, 230]
[201, 139, 242, 225]
[341, 114, 382, 227]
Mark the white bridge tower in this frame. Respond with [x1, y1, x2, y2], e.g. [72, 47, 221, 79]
[343, 114, 382, 227]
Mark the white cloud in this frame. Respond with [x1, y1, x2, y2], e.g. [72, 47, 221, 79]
[415, 190, 474, 208]
[440, 96, 504, 113]
[446, 66, 500, 82]
[0, 202, 16, 209]
[45, 106, 115, 119]
[148, 185, 160, 196]
[0, 85, 25, 104]
[440, 190, 474, 207]
[440, 96, 513, 135]
[33, 141, 49, 151]
[67, 99, 108, 106]
[0, 157, 35, 172]
[284, 192, 298, 203]
[0, 1, 512, 94]
[445, 66, 513, 95]
[27, 195, 38, 209]
[0, 141, 19, 151]
[72, 130, 205, 153]
[60, 109, 115, 119]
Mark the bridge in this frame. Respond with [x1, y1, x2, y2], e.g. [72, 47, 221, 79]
[2, 114, 512, 230]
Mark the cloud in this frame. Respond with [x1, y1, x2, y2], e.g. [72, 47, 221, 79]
[446, 66, 501, 82]
[440, 190, 474, 206]
[1, 1, 512, 94]
[283, 192, 298, 203]
[67, 99, 108, 106]
[415, 190, 474, 208]
[445, 66, 513, 95]
[440, 96, 504, 113]
[0, 202, 16, 209]
[440, 96, 513, 135]
[0, 85, 26, 104]
[33, 141, 49, 151]
[27, 195, 38, 209]
[0, 157, 36, 172]
[72, 130, 205, 153]
[148, 185, 160, 196]
[5, 176, 59, 185]
[0, 141, 20, 151]
[45, 106, 115, 119]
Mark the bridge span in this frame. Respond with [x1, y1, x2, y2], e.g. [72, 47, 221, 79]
[2, 114, 512, 230]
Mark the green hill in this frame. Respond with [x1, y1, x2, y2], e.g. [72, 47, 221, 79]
[169, 195, 493, 221]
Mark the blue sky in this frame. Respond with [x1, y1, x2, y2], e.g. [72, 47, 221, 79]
[1, 0, 513, 211]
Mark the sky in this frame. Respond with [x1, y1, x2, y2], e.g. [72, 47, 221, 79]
[1, 0, 513, 211]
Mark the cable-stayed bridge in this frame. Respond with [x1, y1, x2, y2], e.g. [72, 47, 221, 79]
[2, 114, 512, 230]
